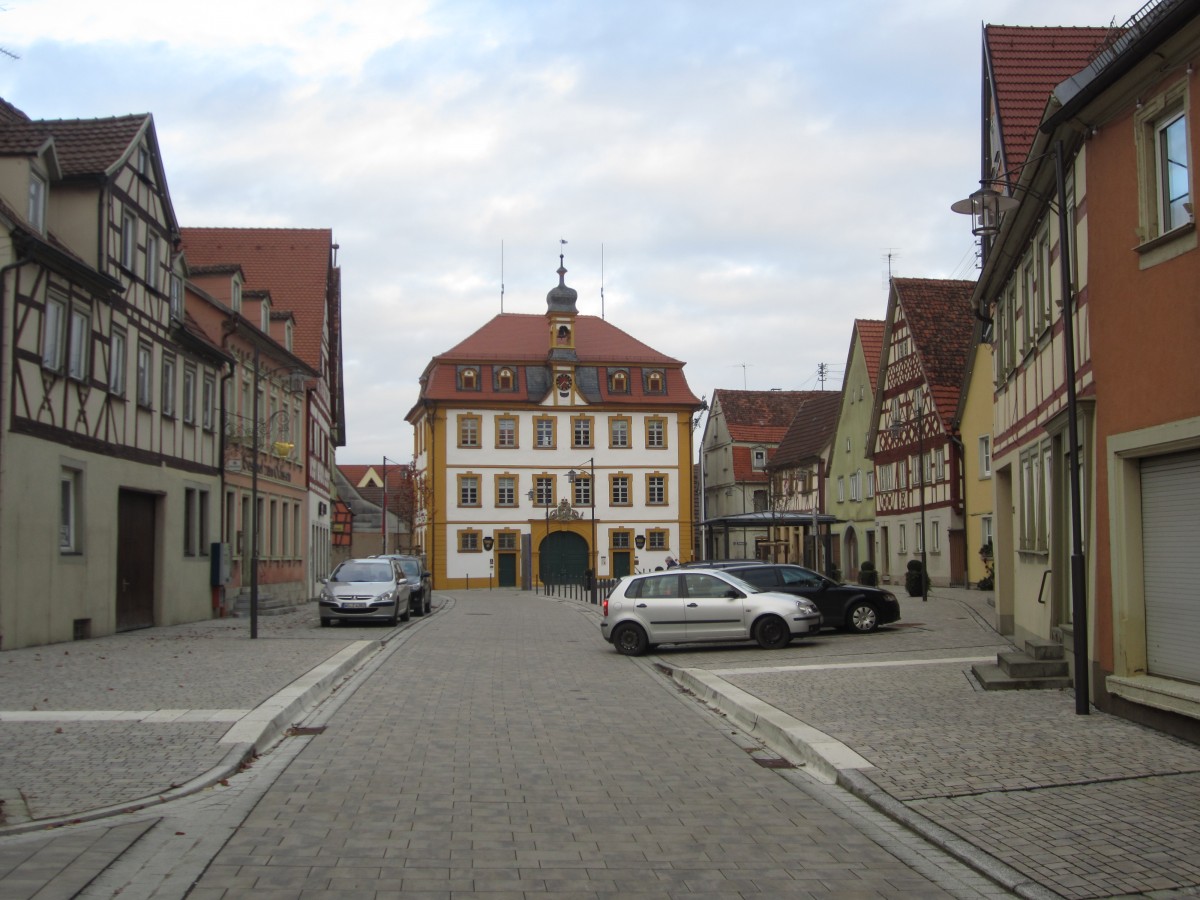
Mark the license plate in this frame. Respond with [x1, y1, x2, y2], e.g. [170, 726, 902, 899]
[343, 601, 368, 609]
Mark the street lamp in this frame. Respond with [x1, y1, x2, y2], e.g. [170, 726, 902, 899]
[565, 459, 597, 604]
[953, 139, 1088, 714]
[890, 399, 928, 603]
[247, 342, 308, 639]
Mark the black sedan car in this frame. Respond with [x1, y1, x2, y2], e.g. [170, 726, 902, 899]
[722, 564, 900, 633]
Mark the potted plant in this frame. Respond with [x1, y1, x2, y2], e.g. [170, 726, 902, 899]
[858, 559, 878, 586]
[978, 540, 995, 591]
[905, 559, 929, 597]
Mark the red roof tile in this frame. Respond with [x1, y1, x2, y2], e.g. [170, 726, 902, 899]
[732, 445, 771, 485]
[892, 278, 977, 429]
[985, 25, 1113, 175]
[769, 392, 843, 469]
[855, 319, 886, 394]
[415, 313, 702, 408]
[179, 228, 336, 374]
[714, 389, 812, 443]
[22, 114, 150, 179]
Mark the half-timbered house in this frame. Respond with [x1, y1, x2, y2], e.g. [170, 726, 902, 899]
[869, 277, 976, 588]
[0, 102, 231, 649]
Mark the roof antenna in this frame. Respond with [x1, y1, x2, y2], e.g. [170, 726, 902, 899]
[500, 239, 505, 313]
[883, 248, 900, 285]
[600, 243, 606, 320]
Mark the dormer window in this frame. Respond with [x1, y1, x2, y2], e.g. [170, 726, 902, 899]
[28, 171, 46, 233]
[752, 447, 767, 469]
[609, 369, 629, 394]
[231, 278, 242, 313]
[459, 367, 478, 390]
[645, 370, 664, 393]
[496, 367, 514, 391]
[260, 297, 270, 331]
[285, 320, 294, 352]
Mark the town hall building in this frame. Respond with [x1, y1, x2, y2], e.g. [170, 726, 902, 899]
[406, 259, 705, 590]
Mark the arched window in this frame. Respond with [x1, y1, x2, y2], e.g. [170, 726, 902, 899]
[646, 370, 664, 393]
[610, 370, 628, 393]
[460, 368, 477, 390]
[497, 367, 514, 391]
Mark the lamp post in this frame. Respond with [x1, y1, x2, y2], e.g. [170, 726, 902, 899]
[890, 398, 928, 603]
[566, 458, 597, 604]
[248, 342, 304, 639]
[953, 139, 1088, 714]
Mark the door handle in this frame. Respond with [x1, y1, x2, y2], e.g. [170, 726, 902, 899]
[636, 603, 648, 608]
[687, 602, 698, 607]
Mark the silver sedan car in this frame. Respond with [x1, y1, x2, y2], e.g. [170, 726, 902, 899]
[319, 558, 411, 627]
[600, 568, 822, 656]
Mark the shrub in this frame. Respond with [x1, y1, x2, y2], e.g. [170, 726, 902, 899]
[858, 560, 878, 586]
[905, 559, 930, 597]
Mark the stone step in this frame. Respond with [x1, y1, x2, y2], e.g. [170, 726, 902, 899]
[998, 650, 1070, 679]
[972, 662, 1073, 691]
[1024, 637, 1065, 661]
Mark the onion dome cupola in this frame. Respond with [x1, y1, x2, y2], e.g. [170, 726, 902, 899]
[546, 249, 579, 365]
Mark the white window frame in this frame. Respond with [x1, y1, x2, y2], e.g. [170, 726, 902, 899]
[67, 307, 90, 380]
[182, 363, 197, 424]
[161, 354, 176, 417]
[1157, 111, 1190, 233]
[121, 211, 136, 270]
[145, 233, 160, 291]
[169, 273, 183, 320]
[136, 342, 153, 407]
[60, 467, 81, 553]
[28, 170, 46, 233]
[42, 294, 67, 371]
[202, 373, 216, 430]
[979, 435, 992, 478]
[110, 328, 127, 396]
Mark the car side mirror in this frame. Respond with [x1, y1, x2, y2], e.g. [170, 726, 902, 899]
[725, 589, 741, 599]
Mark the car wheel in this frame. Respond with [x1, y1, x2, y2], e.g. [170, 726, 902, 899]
[846, 601, 879, 633]
[611, 623, 649, 656]
[400, 608, 411, 623]
[754, 615, 791, 649]
[412, 594, 425, 617]
[320, 618, 332, 627]
[388, 611, 399, 627]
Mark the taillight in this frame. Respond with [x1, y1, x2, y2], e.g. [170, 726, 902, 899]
[602, 597, 609, 617]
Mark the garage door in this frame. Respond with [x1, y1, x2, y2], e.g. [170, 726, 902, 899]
[1142, 450, 1200, 684]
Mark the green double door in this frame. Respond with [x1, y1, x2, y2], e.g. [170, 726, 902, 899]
[539, 532, 588, 585]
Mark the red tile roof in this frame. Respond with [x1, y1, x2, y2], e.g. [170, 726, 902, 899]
[892, 278, 978, 430]
[714, 389, 812, 443]
[732, 445, 770, 484]
[985, 25, 1114, 175]
[415, 312, 702, 408]
[769, 392, 843, 469]
[337, 464, 411, 516]
[17, 114, 151, 179]
[855, 319, 886, 394]
[0, 97, 30, 124]
[179, 228, 336, 374]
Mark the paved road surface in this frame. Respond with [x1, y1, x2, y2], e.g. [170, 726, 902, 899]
[179, 591, 1003, 898]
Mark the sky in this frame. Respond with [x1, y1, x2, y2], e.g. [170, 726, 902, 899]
[0, 0, 1125, 464]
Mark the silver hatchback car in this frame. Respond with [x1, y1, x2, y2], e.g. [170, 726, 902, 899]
[600, 568, 822, 656]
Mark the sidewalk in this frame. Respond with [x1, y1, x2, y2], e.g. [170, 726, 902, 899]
[1, 588, 1199, 899]
[640, 587, 1200, 900]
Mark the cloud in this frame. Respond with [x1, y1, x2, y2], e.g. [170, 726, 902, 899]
[0, 0, 1123, 463]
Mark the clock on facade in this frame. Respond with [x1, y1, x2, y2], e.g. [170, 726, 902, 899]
[555, 372, 572, 393]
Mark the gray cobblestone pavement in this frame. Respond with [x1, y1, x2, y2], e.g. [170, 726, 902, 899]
[0, 588, 1198, 898]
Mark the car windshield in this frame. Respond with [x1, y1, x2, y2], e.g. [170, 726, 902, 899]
[330, 561, 393, 583]
[398, 559, 421, 577]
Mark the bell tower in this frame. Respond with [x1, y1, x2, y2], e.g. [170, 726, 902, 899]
[546, 246, 578, 403]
